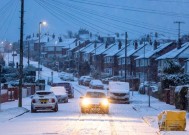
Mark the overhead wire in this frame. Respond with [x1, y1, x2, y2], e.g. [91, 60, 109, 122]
[51, 0, 178, 36]
[35, 0, 115, 34]
[68, 0, 189, 18]
[2, 0, 19, 39]
[48, 0, 145, 35]
[0, 0, 18, 40]
[34, 0, 102, 34]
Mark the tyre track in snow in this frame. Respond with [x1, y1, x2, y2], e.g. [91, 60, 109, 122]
[72, 83, 118, 134]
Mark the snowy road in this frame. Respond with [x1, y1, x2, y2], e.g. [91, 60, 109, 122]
[0, 82, 158, 135]
[0, 54, 159, 134]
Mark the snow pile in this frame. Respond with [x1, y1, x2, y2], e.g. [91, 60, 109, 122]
[0, 107, 29, 122]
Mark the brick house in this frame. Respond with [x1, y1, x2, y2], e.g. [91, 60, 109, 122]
[118, 42, 151, 81]
[102, 42, 125, 76]
[135, 42, 177, 82]
[156, 42, 189, 77]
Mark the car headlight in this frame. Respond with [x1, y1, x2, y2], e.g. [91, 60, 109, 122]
[102, 99, 109, 106]
[82, 98, 90, 106]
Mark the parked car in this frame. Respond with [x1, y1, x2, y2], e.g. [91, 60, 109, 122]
[89, 80, 104, 89]
[31, 91, 58, 113]
[108, 81, 130, 103]
[51, 82, 74, 98]
[83, 76, 93, 86]
[50, 86, 68, 103]
[80, 89, 109, 114]
[78, 76, 91, 85]
[61, 74, 74, 81]
[139, 81, 158, 94]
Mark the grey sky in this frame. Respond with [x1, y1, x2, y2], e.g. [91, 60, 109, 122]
[0, 0, 189, 42]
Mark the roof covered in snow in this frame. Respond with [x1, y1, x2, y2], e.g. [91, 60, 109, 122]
[119, 42, 152, 58]
[90, 43, 107, 55]
[156, 42, 189, 60]
[135, 42, 173, 59]
[102, 43, 124, 56]
[45, 38, 76, 47]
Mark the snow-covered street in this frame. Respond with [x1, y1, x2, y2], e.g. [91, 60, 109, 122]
[0, 87, 158, 135]
[0, 54, 188, 135]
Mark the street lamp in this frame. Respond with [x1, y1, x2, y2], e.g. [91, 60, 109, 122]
[38, 21, 47, 80]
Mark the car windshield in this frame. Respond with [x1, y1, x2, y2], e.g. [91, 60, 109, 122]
[36, 91, 53, 95]
[86, 92, 106, 98]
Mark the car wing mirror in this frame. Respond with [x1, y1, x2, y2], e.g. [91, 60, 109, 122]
[80, 96, 83, 99]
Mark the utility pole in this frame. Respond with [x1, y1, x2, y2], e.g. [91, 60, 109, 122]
[174, 21, 184, 47]
[27, 40, 30, 66]
[125, 32, 128, 82]
[174, 21, 184, 40]
[19, 0, 24, 107]
[0, 65, 2, 111]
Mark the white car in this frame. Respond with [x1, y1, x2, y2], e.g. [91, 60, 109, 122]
[61, 74, 74, 81]
[31, 91, 58, 113]
[80, 90, 109, 114]
[89, 80, 104, 89]
[108, 81, 130, 104]
[50, 86, 68, 103]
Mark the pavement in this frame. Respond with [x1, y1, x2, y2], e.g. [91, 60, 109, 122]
[0, 107, 29, 122]
[130, 92, 189, 135]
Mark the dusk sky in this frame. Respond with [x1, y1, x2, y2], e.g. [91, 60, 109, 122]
[0, 0, 189, 42]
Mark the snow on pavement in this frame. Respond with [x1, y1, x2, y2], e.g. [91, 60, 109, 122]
[0, 54, 188, 135]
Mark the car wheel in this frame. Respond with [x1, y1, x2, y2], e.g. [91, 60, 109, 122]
[64, 99, 68, 103]
[54, 103, 58, 112]
[31, 105, 36, 113]
[81, 108, 85, 113]
[104, 108, 109, 114]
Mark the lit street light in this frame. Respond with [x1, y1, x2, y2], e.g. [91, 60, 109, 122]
[38, 21, 47, 80]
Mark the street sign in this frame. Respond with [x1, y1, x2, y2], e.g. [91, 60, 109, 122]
[12, 54, 17, 56]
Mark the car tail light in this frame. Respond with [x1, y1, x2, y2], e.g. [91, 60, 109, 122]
[51, 98, 55, 103]
[32, 99, 36, 103]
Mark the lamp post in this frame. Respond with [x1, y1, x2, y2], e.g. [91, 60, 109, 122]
[125, 32, 128, 82]
[38, 21, 47, 80]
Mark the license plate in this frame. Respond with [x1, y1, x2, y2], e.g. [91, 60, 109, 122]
[40, 99, 48, 102]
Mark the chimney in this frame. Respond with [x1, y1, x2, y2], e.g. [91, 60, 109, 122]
[75, 40, 78, 46]
[154, 40, 158, 50]
[94, 41, 97, 48]
[47, 37, 49, 42]
[118, 40, 122, 50]
[58, 37, 62, 42]
[105, 41, 108, 49]
[134, 40, 138, 50]
[52, 33, 55, 39]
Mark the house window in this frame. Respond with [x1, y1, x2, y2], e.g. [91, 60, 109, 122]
[140, 59, 149, 67]
[105, 57, 113, 63]
[118, 58, 122, 65]
[136, 60, 139, 67]
[122, 58, 125, 64]
[104, 68, 112, 75]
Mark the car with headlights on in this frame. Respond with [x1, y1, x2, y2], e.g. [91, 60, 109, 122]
[31, 91, 58, 113]
[80, 90, 109, 114]
[50, 86, 68, 103]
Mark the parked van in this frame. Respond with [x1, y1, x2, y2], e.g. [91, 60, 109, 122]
[108, 81, 130, 103]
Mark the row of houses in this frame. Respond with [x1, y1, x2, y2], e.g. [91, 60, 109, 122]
[22, 34, 189, 82]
